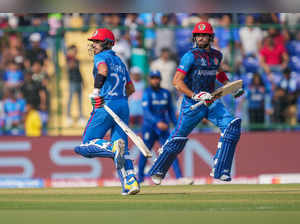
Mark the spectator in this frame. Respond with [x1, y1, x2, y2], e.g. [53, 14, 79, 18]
[175, 25, 193, 58]
[137, 13, 156, 50]
[31, 61, 50, 134]
[288, 31, 300, 73]
[272, 87, 288, 123]
[279, 68, 298, 125]
[130, 31, 149, 75]
[20, 71, 46, 112]
[247, 73, 266, 129]
[24, 103, 42, 136]
[267, 27, 285, 48]
[124, 13, 139, 38]
[31, 60, 48, 84]
[2, 87, 25, 135]
[82, 13, 102, 28]
[0, 34, 24, 71]
[128, 66, 145, 127]
[66, 45, 85, 126]
[47, 13, 66, 60]
[259, 35, 289, 84]
[3, 60, 24, 88]
[24, 32, 48, 71]
[239, 15, 264, 56]
[113, 30, 132, 68]
[257, 13, 280, 25]
[150, 48, 177, 95]
[154, 14, 176, 57]
[214, 14, 241, 71]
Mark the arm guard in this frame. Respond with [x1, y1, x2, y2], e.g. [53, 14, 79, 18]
[94, 74, 107, 89]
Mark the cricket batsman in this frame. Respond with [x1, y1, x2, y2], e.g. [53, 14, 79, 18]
[74, 28, 140, 195]
[148, 22, 244, 184]
[138, 70, 193, 185]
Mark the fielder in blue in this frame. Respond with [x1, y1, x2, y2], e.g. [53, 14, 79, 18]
[148, 22, 244, 184]
[74, 28, 140, 195]
[138, 70, 193, 185]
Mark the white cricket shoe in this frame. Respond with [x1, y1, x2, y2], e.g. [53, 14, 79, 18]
[151, 175, 162, 185]
[210, 169, 231, 182]
[176, 177, 194, 185]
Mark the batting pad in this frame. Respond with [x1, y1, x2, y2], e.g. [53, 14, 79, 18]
[74, 139, 114, 158]
[213, 118, 241, 179]
[148, 137, 188, 178]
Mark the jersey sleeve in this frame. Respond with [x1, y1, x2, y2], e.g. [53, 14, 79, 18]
[94, 55, 107, 72]
[176, 52, 194, 75]
[142, 90, 160, 125]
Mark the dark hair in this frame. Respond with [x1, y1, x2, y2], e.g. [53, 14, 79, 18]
[251, 73, 264, 86]
[283, 67, 291, 75]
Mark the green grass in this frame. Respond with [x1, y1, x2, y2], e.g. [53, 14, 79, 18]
[0, 184, 300, 224]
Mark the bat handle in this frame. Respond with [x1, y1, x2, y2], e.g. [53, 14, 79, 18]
[190, 101, 204, 110]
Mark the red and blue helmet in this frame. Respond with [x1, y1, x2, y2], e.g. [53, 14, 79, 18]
[88, 28, 115, 45]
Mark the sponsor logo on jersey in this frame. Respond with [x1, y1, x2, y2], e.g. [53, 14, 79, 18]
[152, 100, 168, 105]
[196, 70, 217, 76]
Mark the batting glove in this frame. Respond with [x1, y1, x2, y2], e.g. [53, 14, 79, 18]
[233, 88, 244, 98]
[192, 91, 214, 106]
[89, 89, 104, 108]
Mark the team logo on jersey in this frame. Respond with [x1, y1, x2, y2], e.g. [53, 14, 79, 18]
[198, 24, 206, 31]
[200, 58, 207, 66]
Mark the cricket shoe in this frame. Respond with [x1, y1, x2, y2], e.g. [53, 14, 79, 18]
[112, 139, 125, 169]
[210, 169, 232, 182]
[176, 177, 194, 185]
[124, 174, 140, 195]
[151, 174, 163, 185]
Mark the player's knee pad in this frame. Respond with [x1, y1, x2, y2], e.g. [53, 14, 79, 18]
[213, 118, 241, 179]
[148, 137, 188, 178]
[74, 139, 114, 158]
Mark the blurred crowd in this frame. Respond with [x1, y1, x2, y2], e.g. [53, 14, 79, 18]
[1, 13, 300, 135]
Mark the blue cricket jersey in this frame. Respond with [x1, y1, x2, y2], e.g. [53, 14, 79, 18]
[142, 87, 177, 128]
[3, 98, 25, 127]
[93, 50, 131, 101]
[177, 47, 223, 103]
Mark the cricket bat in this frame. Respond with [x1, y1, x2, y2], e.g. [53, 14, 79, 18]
[104, 104, 152, 158]
[190, 80, 243, 110]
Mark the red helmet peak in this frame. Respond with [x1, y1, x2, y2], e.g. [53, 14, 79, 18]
[88, 28, 115, 45]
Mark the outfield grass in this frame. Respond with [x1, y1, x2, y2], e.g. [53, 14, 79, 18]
[0, 184, 300, 224]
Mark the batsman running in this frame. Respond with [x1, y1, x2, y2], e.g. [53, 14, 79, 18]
[74, 28, 140, 195]
[148, 22, 244, 184]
